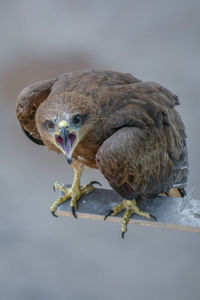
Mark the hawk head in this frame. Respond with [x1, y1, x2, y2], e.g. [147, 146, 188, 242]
[35, 91, 97, 164]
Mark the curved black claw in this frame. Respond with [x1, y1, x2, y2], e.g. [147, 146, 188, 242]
[90, 181, 102, 187]
[121, 231, 126, 239]
[71, 206, 78, 219]
[150, 214, 157, 221]
[51, 211, 58, 217]
[104, 209, 114, 221]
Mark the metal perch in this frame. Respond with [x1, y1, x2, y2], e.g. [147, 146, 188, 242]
[57, 187, 200, 232]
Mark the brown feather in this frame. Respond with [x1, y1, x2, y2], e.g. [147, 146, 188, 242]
[16, 69, 188, 198]
[16, 77, 57, 143]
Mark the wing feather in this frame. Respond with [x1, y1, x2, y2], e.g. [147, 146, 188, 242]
[96, 123, 187, 199]
[16, 77, 57, 144]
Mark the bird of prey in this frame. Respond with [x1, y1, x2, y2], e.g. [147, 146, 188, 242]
[16, 70, 188, 237]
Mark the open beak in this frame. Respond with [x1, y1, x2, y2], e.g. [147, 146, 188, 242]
[53, 120, 79, 164]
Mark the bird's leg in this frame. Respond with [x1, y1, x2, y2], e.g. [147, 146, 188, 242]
[50, 165, 100, 218]
[105, 199, 156, 238]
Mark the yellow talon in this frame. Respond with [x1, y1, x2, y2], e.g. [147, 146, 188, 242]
[50, 168, 97, 218]
[50, 193, 71, 217]
[105, 199, 155, 238]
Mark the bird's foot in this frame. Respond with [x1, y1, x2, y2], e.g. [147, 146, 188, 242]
[51, 181, 101, 218]
[104, 199, 156, 239]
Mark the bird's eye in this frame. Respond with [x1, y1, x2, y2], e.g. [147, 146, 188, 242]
[72, 114, 81, 124]
[46, 120, 55, 129]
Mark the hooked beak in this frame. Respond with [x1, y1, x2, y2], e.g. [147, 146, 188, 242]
[60, 125, 69, 145]
[53, 120, 79, 164]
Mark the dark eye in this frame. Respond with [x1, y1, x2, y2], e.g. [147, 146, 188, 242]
[72, 114, 81, 124]
[46, 120, 55, 129]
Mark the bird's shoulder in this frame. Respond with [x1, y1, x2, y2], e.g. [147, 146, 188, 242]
[51, 69, 140, 96]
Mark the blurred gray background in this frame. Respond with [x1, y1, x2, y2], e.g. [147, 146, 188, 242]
[1, 0, 200, 299]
